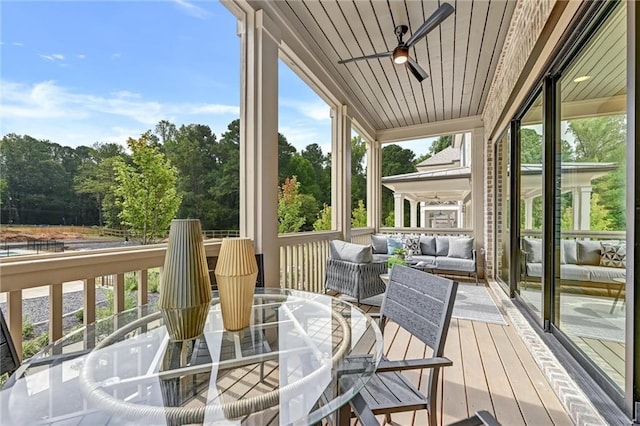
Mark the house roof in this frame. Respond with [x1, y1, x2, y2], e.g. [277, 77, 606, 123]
[416, 146, 460, 168]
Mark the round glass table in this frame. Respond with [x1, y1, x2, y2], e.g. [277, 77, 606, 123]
[2, 289, 383, 425]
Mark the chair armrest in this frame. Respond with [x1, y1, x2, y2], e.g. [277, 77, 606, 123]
[376, 356, 452, 372]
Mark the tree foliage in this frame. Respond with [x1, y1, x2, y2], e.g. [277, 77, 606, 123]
[429, 135, 452, 155]
[113, 132, 181, 244]
[313, 204, 332, 231]
[351, 199, 367, 228]
[278, 177, 306, 233]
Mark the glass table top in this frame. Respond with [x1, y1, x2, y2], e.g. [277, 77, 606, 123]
[1, 289, 383, 425]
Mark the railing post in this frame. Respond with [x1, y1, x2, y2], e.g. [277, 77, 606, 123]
[49, 283, 63, 342]
[7, 290, 22, 361]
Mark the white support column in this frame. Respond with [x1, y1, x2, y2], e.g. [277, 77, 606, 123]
[457, 201, 464, 229]
[332, 105, 352, 241]
[420, 202, 426, 229]
[409, 199, 418, 228]
[525, 198, 534, 230]
[572, 189, 580, 230]
[238, 9, 281, 288]
[579, 186, 592, 230]
[366, 139, 382, 231]
[394, 193, 404, 227]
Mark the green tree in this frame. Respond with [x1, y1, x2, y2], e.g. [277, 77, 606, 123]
[0, 179, 7, 206]
[113, 132, 182, 244]
[74, 143, 127, 227]
[429, 135, 452, 155]
[162, 123, 220, 228]
[381, 144, 417, 223]
[351, 199, 367, 228]
[351, 136, 367, 209]
[590, 192, 613, 230]
[568, 115, 626, 162]
[278, 176, 306, 233]
[313, 204, 332, 231]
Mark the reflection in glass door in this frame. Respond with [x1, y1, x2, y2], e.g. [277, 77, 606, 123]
[555, 1, 627, 390]
[495, 130, 511, 290]
[517, 92, 544, 320]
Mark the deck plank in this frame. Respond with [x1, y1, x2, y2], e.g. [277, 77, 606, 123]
[500, 323, 574, 426]
[458, 319, 493, 417]
[473, 321, 524, 426]
[440, 319, 470, 425]
[488, 323, 556, 425]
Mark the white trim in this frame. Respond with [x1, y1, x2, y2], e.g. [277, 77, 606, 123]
[376, 116, 483, 143]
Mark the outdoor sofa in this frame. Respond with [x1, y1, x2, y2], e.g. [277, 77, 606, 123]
[370, 234, 480, 284]
[521, 237, 626, 298]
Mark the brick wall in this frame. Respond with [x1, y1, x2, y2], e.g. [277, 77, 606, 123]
[481, 0, 557, 277]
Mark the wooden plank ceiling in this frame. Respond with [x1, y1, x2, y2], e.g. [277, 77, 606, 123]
[260, 0, 517, 132]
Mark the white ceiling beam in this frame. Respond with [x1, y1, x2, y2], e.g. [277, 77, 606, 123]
[376, 116, 483, 143]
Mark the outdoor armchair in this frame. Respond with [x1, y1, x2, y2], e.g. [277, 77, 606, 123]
[340, 265, 458, 426]
[324, 240, 387, 303]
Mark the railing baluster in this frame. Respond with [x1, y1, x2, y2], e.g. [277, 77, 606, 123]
[84, 277, 96, 325]
[8, 290, 23, 360]
[138, 269, 148, 306]
[50, 283, 63, 342]
[114, 273, 125, 313]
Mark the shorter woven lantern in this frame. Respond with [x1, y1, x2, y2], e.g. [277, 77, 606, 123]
[215, 238, 258, 331]
[158, 219, 212, 341]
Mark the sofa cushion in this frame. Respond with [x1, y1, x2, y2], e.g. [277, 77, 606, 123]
[600, 242, 626, 268]
[386, 237, 404, 254]
[403, 235, 420, 253]
[435, 237, 450, 256]
[373, 254, 392, 263]
[435, 256, 475, 273]
[448, 237, 474, 259]
[560, 264, 592, 282]
[526, 262, 542, 278]
[522, 238, 542, 263]
[561, 239, 577, 265]
[329, 240, 373, 263]
[371, 235, 388, 254]
[412, 255, 436, 264]
[585, 265, 626, 283]
[576, 240, 602, 265]
[419, 235, 436, 256]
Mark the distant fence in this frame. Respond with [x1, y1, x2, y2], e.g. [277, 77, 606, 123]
[99, 227, 239, 240]
[0, 239, 65, 257]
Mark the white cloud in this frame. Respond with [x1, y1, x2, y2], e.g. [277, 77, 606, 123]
[112, 53, 121, 59]
[40, 53, 65, 61]
[173, 0, 211, 19]
[280, 99, 331, 121]
[278, 124, 331, 153]
[12, 42, 24, 47]
[76, 54, 86, 59]
[1, 80, 240, 147]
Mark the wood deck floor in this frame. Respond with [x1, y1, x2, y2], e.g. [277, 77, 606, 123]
[184, 285, 575, 426]
[355, 287, 574, 426]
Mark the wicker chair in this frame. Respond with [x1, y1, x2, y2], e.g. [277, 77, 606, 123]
[324, 240, 388, 303]
[341, 265, 458, 425]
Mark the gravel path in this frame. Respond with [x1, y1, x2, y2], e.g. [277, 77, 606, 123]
[0, 289, 160, 338]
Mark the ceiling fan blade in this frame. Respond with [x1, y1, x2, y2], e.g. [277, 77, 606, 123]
[406, 57, 428, 82]
[404, 3, 455, 49]
[338, 51, 392, 64]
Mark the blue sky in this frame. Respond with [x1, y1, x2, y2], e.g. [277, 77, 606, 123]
[1, 0, 429, 157]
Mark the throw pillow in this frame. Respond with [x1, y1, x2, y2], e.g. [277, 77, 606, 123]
[435, 236, 450, 256]
[577, 240, 604, 265]
[600, 242, 626, 268]
[448, 237, 474, 259]
[419, 235, 436, 255]
[403, 235, 420, 254]
[329, 240, 373, 263]
[560, 239, 577, 265]
[522, 238, 543, 263]
[371, 235, 388, 254]
[387, 237, 404, 255]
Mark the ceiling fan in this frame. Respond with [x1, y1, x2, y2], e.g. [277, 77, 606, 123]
[337, 3, 455, 83]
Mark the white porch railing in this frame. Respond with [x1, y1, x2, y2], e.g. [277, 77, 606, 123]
[350, 228, 375, 245]
[379, 227, 474, 237]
